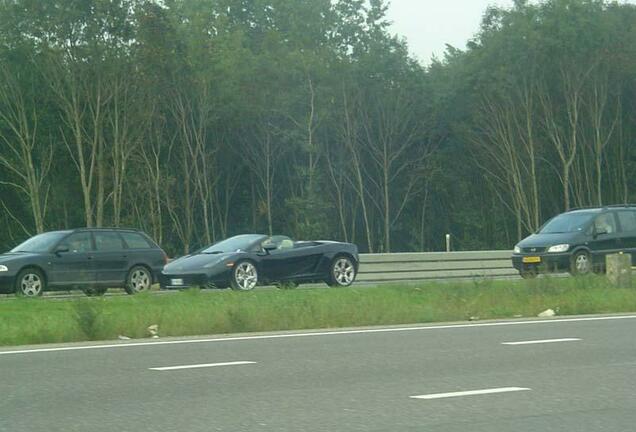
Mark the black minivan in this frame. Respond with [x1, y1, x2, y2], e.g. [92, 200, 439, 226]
[0, 228, 168, 296]
[512, 205, 636, 278]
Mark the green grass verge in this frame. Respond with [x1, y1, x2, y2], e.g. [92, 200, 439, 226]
[1, 275, 636, 347]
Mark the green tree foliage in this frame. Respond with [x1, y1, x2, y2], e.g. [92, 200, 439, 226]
[0, 0, 634, 254]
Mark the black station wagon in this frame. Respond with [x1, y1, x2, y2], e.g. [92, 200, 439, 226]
[512, 205, 636, 278]
[0, 228, 168, 296]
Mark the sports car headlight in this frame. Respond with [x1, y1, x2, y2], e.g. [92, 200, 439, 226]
[0, 265, 8, 272]
[513, 245, 521, 254]
[547, 244, 570, 253]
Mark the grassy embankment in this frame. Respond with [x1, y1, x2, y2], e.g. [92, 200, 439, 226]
[1, 275, 635, 347]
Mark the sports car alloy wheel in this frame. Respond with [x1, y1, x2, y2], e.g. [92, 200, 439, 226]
[232, 261, 258, 291]
[331, 257, 355, 287]
[126, 266, 152, 294]
[18, 270, 44, 297]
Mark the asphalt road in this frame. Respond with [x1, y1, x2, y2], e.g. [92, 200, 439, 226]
[1, 314, 636, 432]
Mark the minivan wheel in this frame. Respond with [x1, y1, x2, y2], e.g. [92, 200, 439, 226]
[571, 251, 591, 276]
[15, 268, 45, 297]
[125, 266, 152, 294]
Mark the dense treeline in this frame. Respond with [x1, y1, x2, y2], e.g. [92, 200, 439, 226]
[0, 0, 634, 255]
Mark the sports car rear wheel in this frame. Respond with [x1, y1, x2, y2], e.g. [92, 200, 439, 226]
[231, 261, 258, 291]
[328, 256, 356, 287]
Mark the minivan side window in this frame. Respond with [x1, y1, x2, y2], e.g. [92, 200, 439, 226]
[617, 211, 636, 233]
[58, 232, 93, 253]
[594, 213, 617, 234]
[94, 232, 125, 252]
[120, 232, 152, 249]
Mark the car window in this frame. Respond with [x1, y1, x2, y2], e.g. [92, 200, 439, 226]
[58, 232, 93, 253]
[262, 235, 294, 251]
[11, 231, 70, 253]
[539, 212, 595, 234]
[617, 211, 636, 232]
[94, 232, 125, 252]
[121, 232, 152, 249]
[594, 213, 617, 234]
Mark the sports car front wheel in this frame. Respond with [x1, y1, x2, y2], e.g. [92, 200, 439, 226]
[231, 261, 258, 291]
[328, 256, 356, 287]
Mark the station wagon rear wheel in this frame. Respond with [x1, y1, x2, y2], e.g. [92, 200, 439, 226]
[328, 256, 356, 287]
[125, 266, 152, 294]
[16, 268, 45, 297]
[570, 251, 591, 276]
[231, 261, 258, 291]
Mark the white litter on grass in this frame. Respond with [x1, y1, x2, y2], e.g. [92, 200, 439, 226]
[118, 335, 131, 340]
[538, 309, 556, 318]
[147, 324, 159, 337]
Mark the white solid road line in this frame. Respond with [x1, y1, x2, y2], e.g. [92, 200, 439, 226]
[1, 314, 635, 356]
[502, 338, 581, 345]
[149, 361, 256, 371]
[410, 387, 531, 400]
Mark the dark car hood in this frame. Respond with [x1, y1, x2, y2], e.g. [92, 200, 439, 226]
[0, 252, 42, 264]
[518, 232, 583, 248]
[164, 252, 237, 272]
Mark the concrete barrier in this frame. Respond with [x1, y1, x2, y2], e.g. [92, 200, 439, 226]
[357, 251, 516, 283]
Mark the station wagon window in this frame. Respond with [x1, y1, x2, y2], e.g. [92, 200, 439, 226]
[617, 211, 636, 232]
[58, 232, 93, 253]
[94, 232, 125, 251]
[120, 232, 152, 249]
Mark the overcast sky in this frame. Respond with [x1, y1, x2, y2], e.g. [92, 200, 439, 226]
[386, 0, 514, 64]
[386, 0, 635, 64]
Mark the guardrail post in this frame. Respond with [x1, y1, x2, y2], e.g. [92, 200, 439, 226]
[606, 253, 632, 288]
[445, 234, 451, 252]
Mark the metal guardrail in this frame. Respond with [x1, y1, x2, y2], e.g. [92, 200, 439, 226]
[0, 251, 517, 300]
[357, 250, 516, 283]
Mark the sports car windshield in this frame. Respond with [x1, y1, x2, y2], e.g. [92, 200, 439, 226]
[202, 234, 266, 254]
[539, 213, 594, 234]
[10, 231, 71, 253]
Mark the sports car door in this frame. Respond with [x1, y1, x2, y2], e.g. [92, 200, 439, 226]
[261, 247, 322, 281]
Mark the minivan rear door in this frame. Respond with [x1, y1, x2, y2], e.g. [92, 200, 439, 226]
[589, 212, 622, 265]
[616, 210, 636, 265]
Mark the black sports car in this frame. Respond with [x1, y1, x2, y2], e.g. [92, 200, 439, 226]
[160, 234, 359, 290]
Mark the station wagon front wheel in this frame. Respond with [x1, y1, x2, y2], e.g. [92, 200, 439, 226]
[16, 268, 45, 297]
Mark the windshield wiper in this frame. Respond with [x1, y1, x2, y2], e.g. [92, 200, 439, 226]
[203, 251, 224, 255]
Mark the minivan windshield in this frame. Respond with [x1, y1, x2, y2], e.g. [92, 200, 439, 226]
[539, 213, 595, 234]
[201, 234, 266, 254]
[10, 231, 71, 253]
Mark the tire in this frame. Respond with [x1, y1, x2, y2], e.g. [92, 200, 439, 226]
[519, 270, 538, 279]
[15, 268, 45, 297]
[328, 255, 356, 287]
[83, 287, 107, 296]
[230, 261, 258, 291]
[125, 266, 153, 294]
[570, 250, 592, 276]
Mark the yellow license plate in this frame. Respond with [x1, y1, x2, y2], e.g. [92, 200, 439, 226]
[523, 256, 541, 264]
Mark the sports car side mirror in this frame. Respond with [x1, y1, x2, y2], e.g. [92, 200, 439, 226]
[263, 244, 277, 253]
